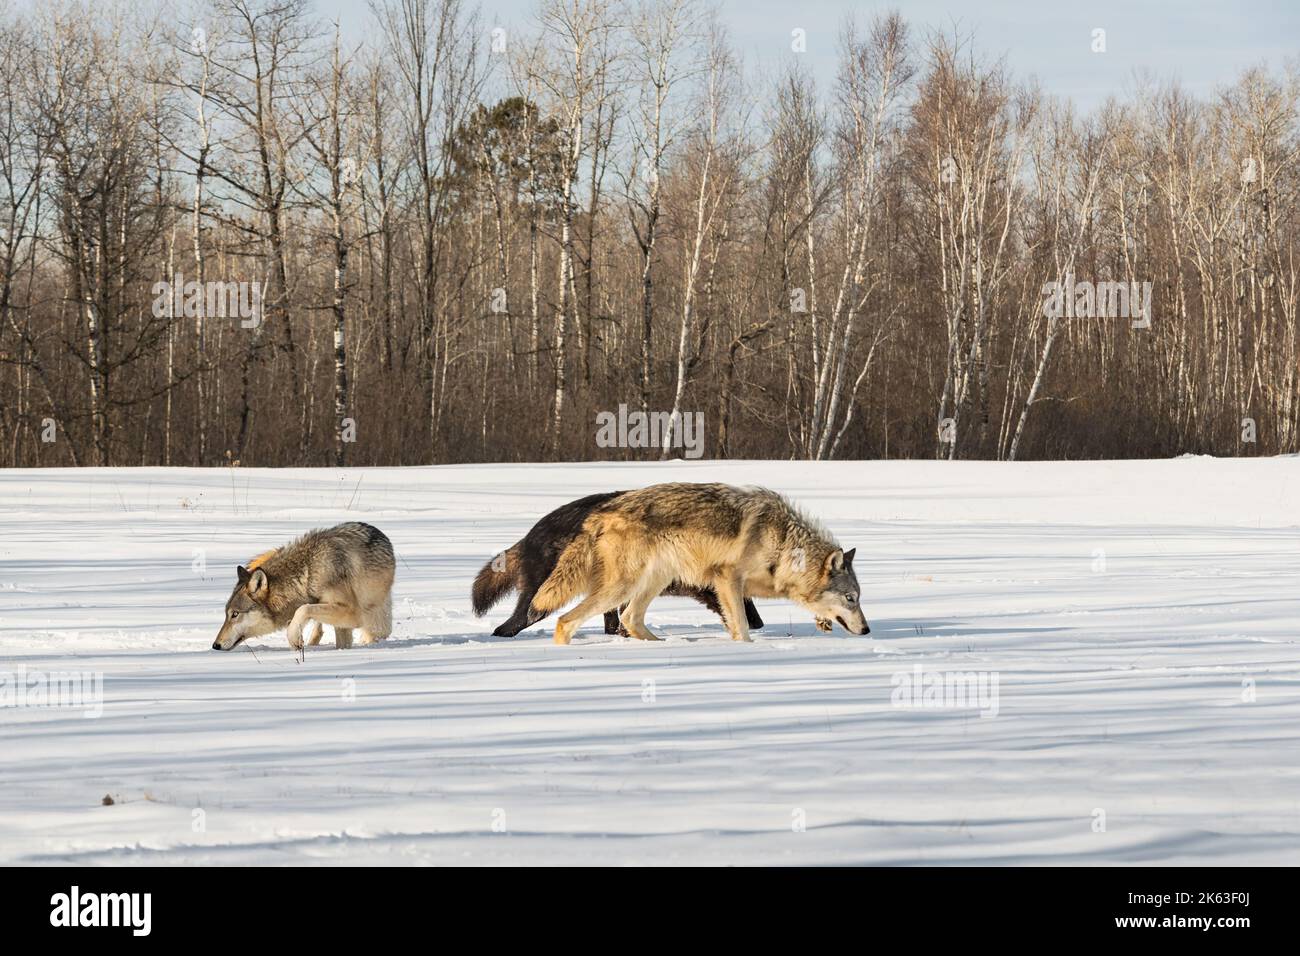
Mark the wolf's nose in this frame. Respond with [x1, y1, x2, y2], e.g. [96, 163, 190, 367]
[211, 640, 222, 651]
[863, 624, 871, 635]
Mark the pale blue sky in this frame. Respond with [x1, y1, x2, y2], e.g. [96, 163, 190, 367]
[313, 0, 1296, 113]
[13, 0, 1287, 112]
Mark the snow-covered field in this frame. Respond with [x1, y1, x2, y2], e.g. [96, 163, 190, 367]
[1, 458, 1298, 865]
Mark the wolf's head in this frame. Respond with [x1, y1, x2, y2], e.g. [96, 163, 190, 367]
[212, 566, 278, 650]
[807, 547, 869, 636]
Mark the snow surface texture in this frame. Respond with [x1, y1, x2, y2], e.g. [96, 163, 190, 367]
[1, 459, 1297, 865]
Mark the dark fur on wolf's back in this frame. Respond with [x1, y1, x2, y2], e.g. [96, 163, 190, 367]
[472, 491, 763, 636]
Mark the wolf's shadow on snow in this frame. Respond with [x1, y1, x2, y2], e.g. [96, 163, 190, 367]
[371, 616, 1068, 648]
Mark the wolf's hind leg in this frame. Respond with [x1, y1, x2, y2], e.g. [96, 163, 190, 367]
[618, 599, 660, 642]
[358, 594, 393, 645]
[619, 574, 669, 642]
[667, 582, 758, 632]
[334, 627, 354, 649]
[554, 588, 625, 645]
[494, 590, 543, 637]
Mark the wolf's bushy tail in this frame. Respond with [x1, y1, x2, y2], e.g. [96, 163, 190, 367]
[471, 545, 520, 616]
[531, 534, 596, 614]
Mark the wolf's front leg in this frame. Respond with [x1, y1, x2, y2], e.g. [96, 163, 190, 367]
[286, 606, 312, 650]
[289, 602, 361, 650]
[304, 620, 324, 646]
[715, 573, 751, 642]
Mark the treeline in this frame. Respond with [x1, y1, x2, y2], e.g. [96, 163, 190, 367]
[0, 0, 1297, 467]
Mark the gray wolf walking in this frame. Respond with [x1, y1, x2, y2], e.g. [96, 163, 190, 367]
[211, 522, 395, 651]
[523, 482, 868, 645]
[472, 491, 763, 638]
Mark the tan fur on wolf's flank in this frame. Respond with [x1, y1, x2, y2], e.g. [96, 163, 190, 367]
[532, 483, 849, 644]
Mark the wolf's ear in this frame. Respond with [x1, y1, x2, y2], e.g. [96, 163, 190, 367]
[247, 568, 268, 598]
[824, 549, 845, 575]
[843, 548, 856, 567]
[236, 565, 251, 584]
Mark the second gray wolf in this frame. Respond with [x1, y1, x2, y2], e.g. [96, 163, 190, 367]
[212, 522, 395, 651]
[523, 482, 868, 644]
[472, 491, 763, 637]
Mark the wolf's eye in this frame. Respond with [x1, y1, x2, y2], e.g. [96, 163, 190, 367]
[230, 611, 240, 620]
[846, 595, 858, 605]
